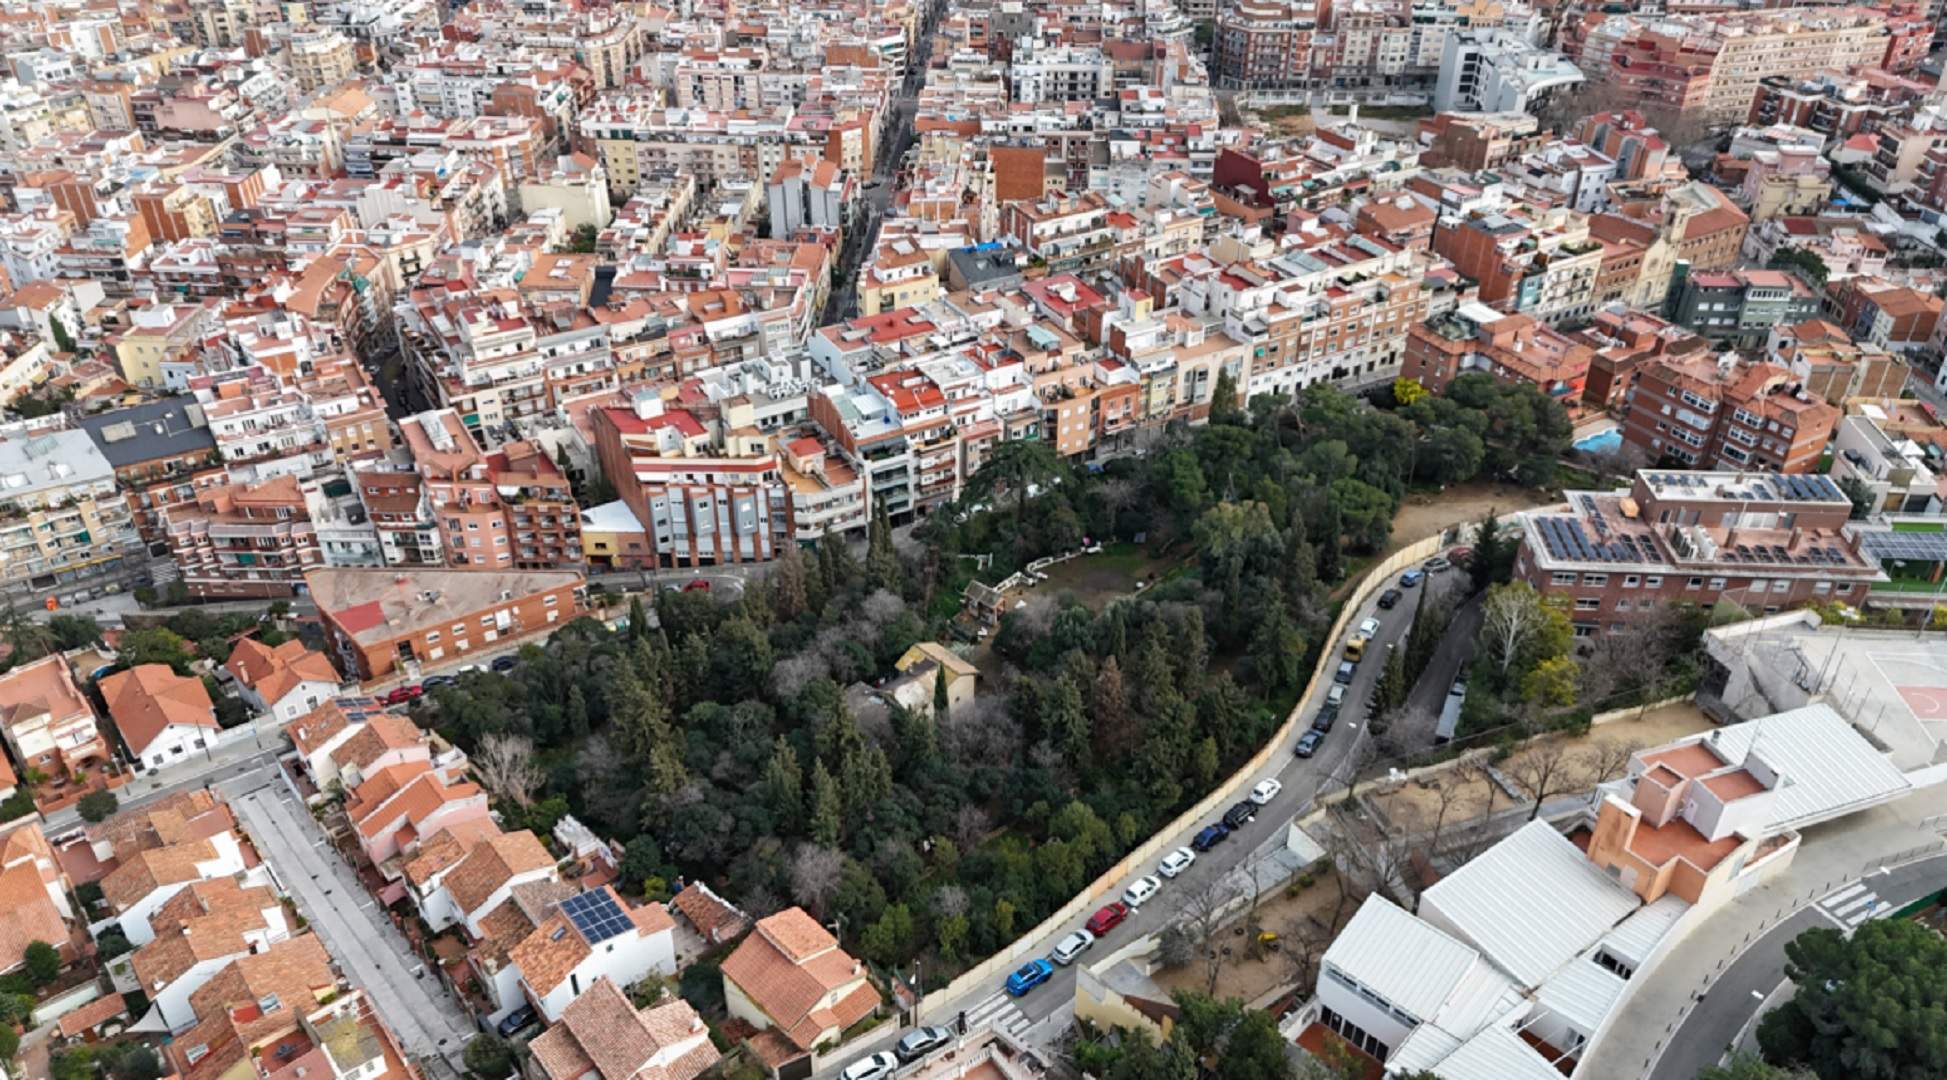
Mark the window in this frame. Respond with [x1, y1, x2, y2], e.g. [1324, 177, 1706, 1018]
[1709, 577, 1727, 590]
[1552, 572, 1577, 586]
[1814, 582, 1832, 594]
[1623, 575, 1641, 588]
[1583, 573, 1609, 587]
[426, 631, 440, 643]
[1687, 577, 1704, 590]
[1575, 597, 1601, 610]
[1615, 598, 1631, 612]
[1646, 576, 1663, 588]
[544, 595, 559, 606]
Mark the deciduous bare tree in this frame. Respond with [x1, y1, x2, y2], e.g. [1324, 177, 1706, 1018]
[1481, 584, 1548, 679]
[472, 733, 545, 808]
[789, 844, 844, 916]
[1172, 874, 1244, 995]
[1507, 740, 1578, 821]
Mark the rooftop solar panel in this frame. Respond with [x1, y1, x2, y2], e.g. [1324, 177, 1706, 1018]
[561, 889, 633, 945]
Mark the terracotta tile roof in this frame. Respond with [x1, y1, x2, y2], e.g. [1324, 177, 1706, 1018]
[718, 907, 878, 1050]
[173, 936, 336, 1080]
[0, 654, 94, 733]
[101, 838, 218, 911]
[224, 638, 338, 705]
[445, 830, 554, 916]
[403, 819, 503, 888]
[328, 713, 426, 774]
[283, 700, 360, 756]
[508, 886, 669, 997]
[670, 882, 750, 945]
[90, 789, 223, 859]
[57, 992, 125, 1038]
[348, 765, 481, 841]
[100, 664, 216, 756]
[528, 977, 720, 1080]
[132, 879, 277, 988]
[0, 863, 66, 973]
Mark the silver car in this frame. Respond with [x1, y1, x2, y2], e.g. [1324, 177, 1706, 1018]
[1051, 928, 1096, 965]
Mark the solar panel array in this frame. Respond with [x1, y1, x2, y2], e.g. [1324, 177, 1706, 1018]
[1642, 473, 1845, 503]
[1534, 514, 1666, 565]
[561, 889, 633, 944]
[1862, 530, 1947, 563]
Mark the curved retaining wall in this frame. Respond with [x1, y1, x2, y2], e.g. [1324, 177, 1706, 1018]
[921, 531, 1446, 1012]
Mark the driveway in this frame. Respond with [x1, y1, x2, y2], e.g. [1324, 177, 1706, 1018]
[231, 783, 477, 1068]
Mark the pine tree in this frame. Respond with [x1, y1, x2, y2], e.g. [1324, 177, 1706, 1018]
[564, 683, 590, 740]
[809, 759, 843, 846]
[840, 740, 891, 821]
[627, 596, 647, 643]
[1045, 675, 1091, 772]
[1091, 655, 1133, 761]
[763, 738, 803, 823]
[866, 510, 902, 592]
[773, 543, 809, 620]
[1376, 648, 1407, 713]
[1317, 502, 1344, 583]
[1470, 510, 1504, 595]
[933, 665, 950, 716]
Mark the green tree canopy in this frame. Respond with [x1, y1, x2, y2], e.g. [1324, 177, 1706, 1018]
[1758, 918, 1947, 1078]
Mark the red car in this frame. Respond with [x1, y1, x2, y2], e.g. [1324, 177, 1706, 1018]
[683, 579, 712, 593]
[383, 684, 425, 706]
[1085, 902, 1130, 936]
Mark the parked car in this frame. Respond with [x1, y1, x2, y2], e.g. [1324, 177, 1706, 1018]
[1447, 546, 1473, 567]
[1250, 779, 1283, 805]
[1005, 958, 1055, 996]
[490, 655, 518, 673]
[1377, 588, 1403, 610]
[495, 1004, 536, 1038]
[1326, 684, 1347, 708]
[1333, 661, 1357, 684]
[383, 685, 423, 706]
[1399, 569, 1426, 588]
[1158, 848, 1196, 878]
[1051, 929, 1096, 966]
[1222, 800, 1258, 830]
[1085, 902, 1130, 936]
[1311, 708, 1336, 734]
[683, 578, 712, 592]
[894, 1026, 954, 1063]
[1294, 730, 1323, 758]
[1424, 555, 1452, 573]
[1123, 875, 1161, 908]
[421, 675, 457, 690]
[1191, 824, 1231, 852]
[1357, 616, 1382, 638]
[840, 1051, 900, 1080]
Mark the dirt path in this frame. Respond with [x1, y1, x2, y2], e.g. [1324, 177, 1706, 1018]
[1388, 482, 1559, 558]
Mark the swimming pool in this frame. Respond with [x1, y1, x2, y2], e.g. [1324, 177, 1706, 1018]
[1574, 428, 1623, 453]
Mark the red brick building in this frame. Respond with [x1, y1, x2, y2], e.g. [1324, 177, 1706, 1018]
[1404, 302, 1595, 399]
[1514, 470, 1883, 637]
[1620, 356, 1839, 473]
[307, 567, 585, 682]
[160, 475, 323, 599]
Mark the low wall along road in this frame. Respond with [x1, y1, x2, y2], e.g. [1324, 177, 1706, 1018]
[921, 533, 1446, 1013]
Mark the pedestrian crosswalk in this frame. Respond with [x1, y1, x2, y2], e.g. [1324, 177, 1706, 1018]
[1819, 882, 1890, 928]
[963, 991, 1033, 1041]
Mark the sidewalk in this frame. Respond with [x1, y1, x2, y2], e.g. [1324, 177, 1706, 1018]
[1582, 780, 1947, 1077]
[42, 713, 284, 832]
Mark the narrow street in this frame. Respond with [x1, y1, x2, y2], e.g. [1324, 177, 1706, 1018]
[231, 782, 478, 1070]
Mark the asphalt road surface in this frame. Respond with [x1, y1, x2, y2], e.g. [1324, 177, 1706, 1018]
[817, 558, 1460, 1076]
[1649, 852, 1947, 1080]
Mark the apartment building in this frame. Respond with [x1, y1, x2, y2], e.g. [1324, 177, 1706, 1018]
[1515, 471, 1881, 635]
[1214, 0, 1320, 89]
[0, 654, 108, 777]
[1404, 301, 1596, 398]
[160, 475, 324, 599]
[1621, 355, 1839, 472]
[288, 31, 357, 93]
[1664, 268, 1822, 347]
[1831, 401, 1947, 515]
[0, 430, 144, 599]
[1432, 207, 1604, 325]
[1828, 279, 1943, 353]
[1434, 30, 1584, 114]
[402, 410, 582, 571]
[1749, 70, 1931, 144]
[308, 567, 586, 682]
[591, 393, 790, 567]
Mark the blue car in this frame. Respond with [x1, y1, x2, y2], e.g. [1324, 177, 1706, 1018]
[1191, 823, 1231, 852]
[1005, 958, 1055, 997]
[1399, 569, 1426, 588]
